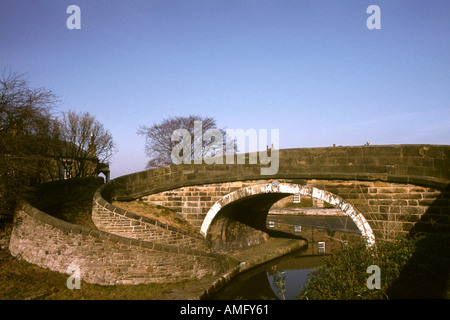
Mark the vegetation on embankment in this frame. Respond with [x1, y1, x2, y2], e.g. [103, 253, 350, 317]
[111, 200, 197, 234]
[298, 233, 450, 299]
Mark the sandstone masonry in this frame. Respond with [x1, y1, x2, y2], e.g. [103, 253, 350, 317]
[8, 145, 450, 286]
[9, 200, 230, 285]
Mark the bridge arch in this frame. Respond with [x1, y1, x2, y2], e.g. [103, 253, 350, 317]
[92, 144, 449, 253]
[200, 182, 376, 248]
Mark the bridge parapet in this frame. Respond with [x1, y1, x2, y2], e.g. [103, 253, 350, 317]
[108, 145, 450, 201]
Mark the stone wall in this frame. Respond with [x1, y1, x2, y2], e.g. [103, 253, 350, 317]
[265, 217, 362, 255]
[92, 182, 210, 251]
[141, 179, 449, 240]
[9, 199, 230, 285]
[306, 180, 450, 239]
[140, 181, 261, 230]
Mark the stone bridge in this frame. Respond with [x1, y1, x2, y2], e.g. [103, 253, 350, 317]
[93, 144, 450, 252]
[9, 144, 450, 286]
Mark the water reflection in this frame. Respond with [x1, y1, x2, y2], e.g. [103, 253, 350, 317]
[267, 254, 328, 300]
[209, 213, 363, 300]
[210, 246, 326, 300]
[268, 268, 312, 300]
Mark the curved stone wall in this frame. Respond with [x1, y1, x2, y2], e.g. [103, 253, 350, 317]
[8, 180, 230, 285]
[92, 182, 210, 252]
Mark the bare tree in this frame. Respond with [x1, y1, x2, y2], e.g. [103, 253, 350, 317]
[58, 110, 117, 178]
[0, 71, 60, 218]
[137, 115, 235, 169]
[0, 71, 117, 220]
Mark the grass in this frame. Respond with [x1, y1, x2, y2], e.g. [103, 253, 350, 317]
[0, 250, 195, 300]
[112, 200, 197, 234]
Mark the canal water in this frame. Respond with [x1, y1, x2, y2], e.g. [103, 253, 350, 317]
[209, 213, 362, 300]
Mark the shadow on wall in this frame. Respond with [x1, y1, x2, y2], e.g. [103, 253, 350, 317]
[206, 193, 292, 252]
[25, 177, 104, 229]
[387, 184, 450, 299]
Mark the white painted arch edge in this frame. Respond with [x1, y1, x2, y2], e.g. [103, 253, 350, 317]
[200, 183, 376, 247]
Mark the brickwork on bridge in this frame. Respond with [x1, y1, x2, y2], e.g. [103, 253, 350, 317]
[107, 145, 450, 201]
[140, 179, 449, 240]
[311, 180, 449, 238]
[140, 181, 261, 230]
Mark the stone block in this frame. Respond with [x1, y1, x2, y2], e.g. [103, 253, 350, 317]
[401, 206, 426, 215]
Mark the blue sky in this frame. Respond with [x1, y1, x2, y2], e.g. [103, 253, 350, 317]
[1, 0, 449, 178]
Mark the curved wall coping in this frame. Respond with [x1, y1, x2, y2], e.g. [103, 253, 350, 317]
[17, 198, 218, 258]
[93, 183, 204, 240]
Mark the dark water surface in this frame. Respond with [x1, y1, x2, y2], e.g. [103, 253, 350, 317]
[209, 214, 361, 300]
[209, 248, 326, 300]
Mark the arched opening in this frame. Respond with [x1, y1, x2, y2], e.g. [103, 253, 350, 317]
[201, 183, 375, 252]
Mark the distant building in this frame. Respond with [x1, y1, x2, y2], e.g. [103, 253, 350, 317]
[56, 135, 110, 182]
[1, 125, 110, 187]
